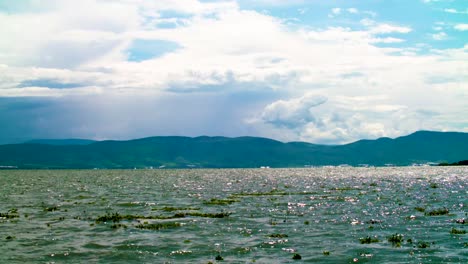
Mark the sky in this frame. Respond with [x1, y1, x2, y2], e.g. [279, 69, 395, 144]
[0, 0, 467, 144]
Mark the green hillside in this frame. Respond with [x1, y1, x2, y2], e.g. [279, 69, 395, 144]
[0, 131, 466, 169]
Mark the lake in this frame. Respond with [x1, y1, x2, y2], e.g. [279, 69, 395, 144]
[0, 167, 467, 263]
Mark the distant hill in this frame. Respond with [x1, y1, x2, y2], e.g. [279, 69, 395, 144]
[0, 131, 467, 169]
[24, 139, 96, 145]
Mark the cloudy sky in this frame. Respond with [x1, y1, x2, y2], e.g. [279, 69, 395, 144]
[0, 0, 467, 144]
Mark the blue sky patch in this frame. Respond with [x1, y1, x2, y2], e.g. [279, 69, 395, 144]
[18, 79, 87, 89]
[127, 39, 181, 62]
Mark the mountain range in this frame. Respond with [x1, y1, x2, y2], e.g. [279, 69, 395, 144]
[0, 131, 466, 169]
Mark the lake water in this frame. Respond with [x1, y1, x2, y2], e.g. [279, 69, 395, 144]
[0, 167, 467, 263]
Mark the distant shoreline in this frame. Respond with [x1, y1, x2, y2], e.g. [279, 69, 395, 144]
[1, 164, 467, 170]
[438, 160, 468, 166]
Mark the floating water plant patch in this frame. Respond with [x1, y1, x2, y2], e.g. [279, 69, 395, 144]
[359, 236, 379, 244]
[204, 198, 239, 205]
[184, 212, 231, 218]
[268, 234, 288, 238]
[425, 208, 449, 216]
[110, 223, 127, 229]
[450, 228, 466, 234]
[388, 233, 404, 247]
[95, 211, 231, 224]
[417, 241, 431, 248]
[0, 208, 19, 219]
[135, 222, 181, 230]
[153, 206, 200, 212]
[414, 207, 425, 213]
[44, 206, 59, 212]
[292, 253, 302, 260]
[95, 212, 141, 223]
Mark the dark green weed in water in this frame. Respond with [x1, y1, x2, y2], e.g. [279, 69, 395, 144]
[388, 233, 404, 247]
[417, 241, 431, 248]
[450, 228, 466, 234]
[135, 222, 181, 230]
[425, 208, 449, 216]
[414, 207, 425, 212]
[0, 208, 19, 219]
[95, 211, 230, 223]
[359, 236, 379, 244]
[268, 233, 288, 238]
[153, 206, 200, 212]
[204, 198, 239, 205]
[44, 206, 59, 212]
[95, 212, 143, 223]
[110, 223, 128, 229]
[292, 253, 302, 260]
[183, 212, 231, 218]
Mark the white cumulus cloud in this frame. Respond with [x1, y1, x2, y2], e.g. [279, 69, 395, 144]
[454, 24, 468, 31]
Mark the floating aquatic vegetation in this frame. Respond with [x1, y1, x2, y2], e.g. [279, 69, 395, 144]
[184, 212, 231, 218]
[95, 212, 140, 223]
[95, 211, 231, 223]
[425, 208, 449, 216]
[359, 236, 379, 244]
[414, 207, 425, 213]
[153, 206, 200, 212]
[323, 251, 330, 255]
[292, 253, 302, 260]
[110, 223, 127, 229]
[417, 241, 431, 248]
[43, 206, 59, 212]
[204, 198, 239, 205]
[388, 233, 404, 247]
[135, 222, 181, 230]
[0, 208, 19, 219]
[268, 234, 288, 238]
[450, 228, 466, 234]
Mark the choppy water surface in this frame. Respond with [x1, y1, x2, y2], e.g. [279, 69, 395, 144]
[0, 167, 467, 263]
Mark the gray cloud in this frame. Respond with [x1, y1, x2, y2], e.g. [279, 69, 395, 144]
[0, 87, 281, 144]
[261, 94, 328, 128]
